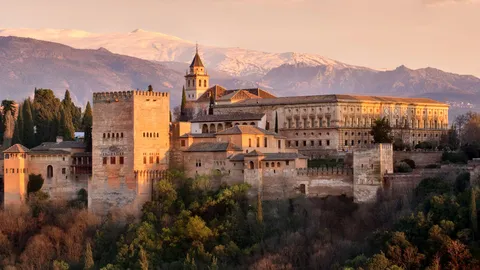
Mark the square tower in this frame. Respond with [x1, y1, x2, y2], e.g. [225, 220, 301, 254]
[184, 46, 209, 101]
[90, 89, 170, 215]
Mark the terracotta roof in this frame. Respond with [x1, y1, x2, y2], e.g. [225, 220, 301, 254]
[195, 85, 276, 103]
[244, 150, 264, 157]
[191, 113, 265, 123]
[216, 125, 285, 138]
[190, 52, 204, 68]
[28, 150, 70, 155]
[31, 141, 86, 151]
[179, 133, 217, 138]
[218, 90, 261, 101]
[230, 152, 307, 161]
[215, 94, 448, 107]
[3, 144, 29, 153]
[186, 142, 242, 152]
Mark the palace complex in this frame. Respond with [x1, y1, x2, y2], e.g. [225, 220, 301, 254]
[0, 48, 450, 214]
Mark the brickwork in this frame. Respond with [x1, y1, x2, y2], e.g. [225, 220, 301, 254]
[91, 90, 170, 215]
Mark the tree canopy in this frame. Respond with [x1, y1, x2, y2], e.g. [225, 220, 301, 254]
[370, 117, 393, 143]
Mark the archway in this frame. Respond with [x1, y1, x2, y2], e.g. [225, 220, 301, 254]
[299, 184, 306, 194]
[249, 161, 255, 169]
[202, 124, 209, 133]
[209, 124, 216, 133]
[217, 123, 224, 132]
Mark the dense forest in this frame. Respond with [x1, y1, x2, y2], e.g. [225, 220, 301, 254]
[0, 89, 92, 151]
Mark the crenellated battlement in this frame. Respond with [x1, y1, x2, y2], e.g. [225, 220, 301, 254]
[296, 167, 353, 176]
[93, 90, 170, 103]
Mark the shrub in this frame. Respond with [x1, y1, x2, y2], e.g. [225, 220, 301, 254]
[442, 151, 468, 164]
[27, 174, 44, 194]
[401, 159, 416, 169]
[415, 141, 434, 150]
[395, 162, 413, 173]
[425, 164, 440, 169]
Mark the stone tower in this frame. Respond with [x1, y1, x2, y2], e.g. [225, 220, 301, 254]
[90, 89, 170, 215]
[185, 45, 209, 101]
[3, 144, 29, 208]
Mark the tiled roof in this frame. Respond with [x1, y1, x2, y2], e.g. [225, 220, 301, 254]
[191, 113, 265, 123]
[216, 125, 285, 138]
[186, 142, 242, 152]
[190, 52, 204, 68]
[179, 133, 217, 138]
[218, 90, 261, 101]
[244, 150, 264, 157]
[31, 141, 86, 151]
[3, 144, 29, 153]
[29, 150, 70, 156]
[215, 94, 448, 107]
[195, 86, 276, 103]
[72, 152, 92, 157]
[229, 152, 307, 161]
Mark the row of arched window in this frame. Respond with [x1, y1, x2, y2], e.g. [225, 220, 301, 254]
[103, 133, 124, 139]
[143, 132, 160, 138]
[143, 156, 161, 164]
[4, 168, 28, 174]
[187, 79, 208, 88]
[103, 156, 125, 165]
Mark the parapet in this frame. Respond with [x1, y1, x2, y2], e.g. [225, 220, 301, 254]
[296, 167, 353, 176]
[93, 90, 169, 103]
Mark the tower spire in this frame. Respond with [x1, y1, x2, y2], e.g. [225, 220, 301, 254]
[196, 42, 198, 54]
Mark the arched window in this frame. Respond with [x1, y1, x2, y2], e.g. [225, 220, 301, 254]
[250, 122, 255, 126]
[217, 124, 224, 132]
[103, 133, 106, 138]
[265, 121, 270, 130]
[264, 137, 268, 147]
[299, 184, 306, 194]
[266, 162, 269, 168]
[209, 124, 216, 133]
[156, 156, 160, 164]
[116, 133, 119, 138]
[256, 137, 260, 147]
[204, 80, 207, 87]
[248, 138, 252, 147]
[249, 161, 255, 169]
[188, 80, 190, 87]
[121, 133, 124, 138]
[277, 162, 281, 167]
[271, 162, 275, 168]
[199, 80, 202, 87]
[202, 124, 209, 133]
[107, 133, 110, 138]
[47, 165, 53, 178]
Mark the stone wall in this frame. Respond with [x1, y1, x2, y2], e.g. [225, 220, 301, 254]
[393, 151, 442, 168]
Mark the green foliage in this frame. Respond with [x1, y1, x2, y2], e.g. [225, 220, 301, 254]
[395, 162, 413, 173]
[455, 172, 470, 193]
[401, 158, 416, 169]
[1, 100, 16, 117]
[12, 117, 22, 145]
[59, 106, 75, 141]
[471, 188, 478, 239]
[27, 174, 44, 194]
[62, 90, 82, 131]
[274, 111, 279, 133]
[82, 102, 93, 152]
[461, 143, 480, 160]
[415, 141, 435, 150]
[181, 86, 187, 116]
[442, 151, 468, 164]
[370, 117, 393, 143]
[22, 98, 36, 148]
[33, 89, 62, 144]
[53, 260, 70, 270]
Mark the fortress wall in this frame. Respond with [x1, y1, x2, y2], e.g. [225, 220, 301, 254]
[393, 151, 442, 168]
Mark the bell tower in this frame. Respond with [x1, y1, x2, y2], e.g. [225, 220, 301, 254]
[185, 44, 209, 101]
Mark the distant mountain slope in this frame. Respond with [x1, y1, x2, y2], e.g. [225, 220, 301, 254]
[0, 28, 367, 77]
[0, 36, 186, 105]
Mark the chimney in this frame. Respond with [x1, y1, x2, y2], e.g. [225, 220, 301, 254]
[56, 136, 64, 143]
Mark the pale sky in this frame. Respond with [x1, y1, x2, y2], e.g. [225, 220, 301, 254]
[1, 0, 479, 77]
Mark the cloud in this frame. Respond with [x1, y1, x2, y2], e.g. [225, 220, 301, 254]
[423, 0, 478, 6]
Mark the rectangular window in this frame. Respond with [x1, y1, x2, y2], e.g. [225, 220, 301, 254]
[149, 156, 154, 164]
[326, 140, 330, 146]
[143, 157, 147, 164]
[286, 161, 290, 166]
[110, 157, 116, 164]
[62, 168, 66, 174]
[303, 141, 307, 147]
[311, 140, 314, 146]
[264, 137, 268, 147]
[345, 140, 348, 146]
[327, 118, 331, 127]
[319, 140, 322, 146]
[295, 141, 299, 147]
[351, 140, 354, 146]
[257, 138, 260, 147]
[181, 140, 186, 147]
[278, 140, 281, 149]
[119, 156, 124, 164]
[103, 157, 107, 165]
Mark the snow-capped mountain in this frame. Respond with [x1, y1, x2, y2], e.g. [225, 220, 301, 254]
[0, 28, 367, 77]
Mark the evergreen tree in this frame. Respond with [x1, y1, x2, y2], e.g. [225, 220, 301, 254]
[471, 188, 478, 239]
[59, 107, 75, 141]
[12, 119, 21, 145]
[22, 98, 36, 148]
[370, 117, 393, 143]
[148, 85, 153, 92]
[84, 242, 94, 270]
[138, 247, 149, 270]
[82, 102, 93, 152]
[275, 111, 279, 133]
[0, 112, 4, 145]
[17, 104, 24, 143]
[181, 86, 187, 116]
[33, 89, 61, 144]
[62, 90, 82, 131]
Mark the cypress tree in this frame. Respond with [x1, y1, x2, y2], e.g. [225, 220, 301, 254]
[83, 242, 94, 270]
[17, 104, 24, 143]
[23, 98, 35, 148]
[12, 119, 21, 145]
[471, 188, 478, 239]
[34, 89, 61, 143]
[82, 102, 93, 152]
[59, 107, 75, 141]
[181, 86, 187, 113]
[62, 90, 82, 131]
[275, 111, 279, 133]
[0, 112, 4, 145]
